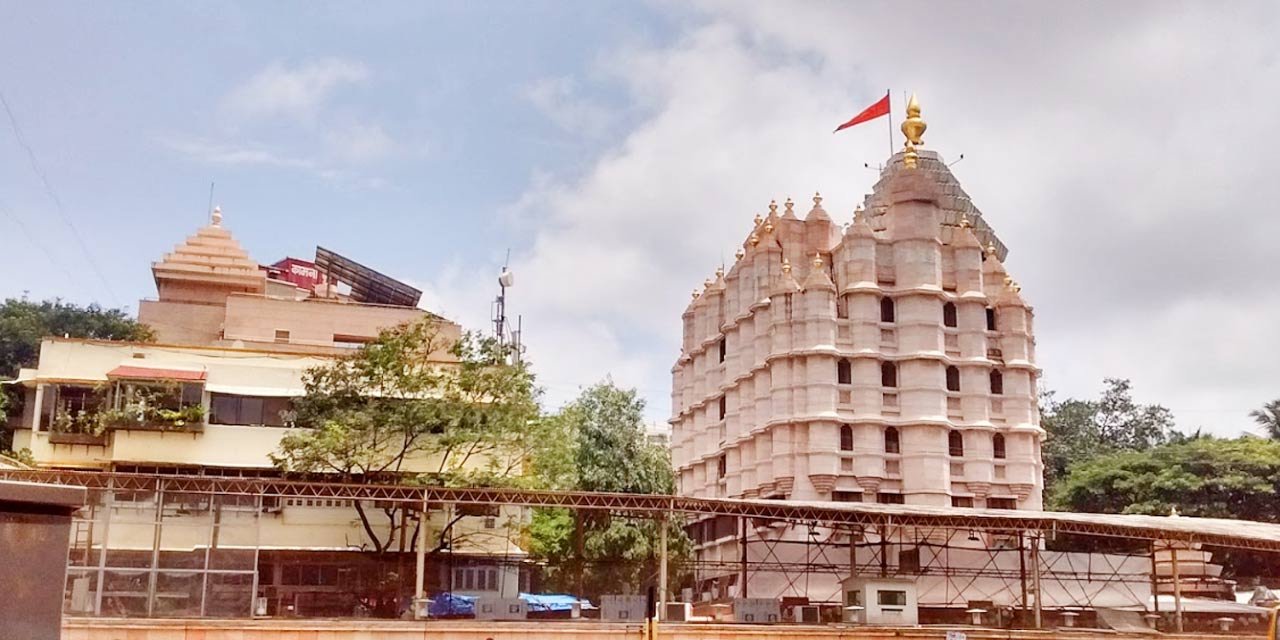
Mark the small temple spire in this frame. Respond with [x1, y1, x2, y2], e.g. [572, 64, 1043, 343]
[211, 205, 223, 227]
[734, 247, 745, 262]
[805, 191, 830, 221]
[782, 197, 797, 220]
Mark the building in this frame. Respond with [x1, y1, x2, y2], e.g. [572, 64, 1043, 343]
[670, 100, 1042, 511]
[8, 209, 527, 617]
[669, 97, 1048, 608]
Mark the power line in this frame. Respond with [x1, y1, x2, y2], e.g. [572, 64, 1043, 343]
[0, 88, 120, 305]
[0, 197, 84, 295]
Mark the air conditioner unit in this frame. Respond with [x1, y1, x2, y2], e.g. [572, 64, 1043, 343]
[792, 604, 821, 624]
[992, 535, 1021, 550]
[475, 597, 526, 620]
[733, 598, 780, 623]
[665, 602, 692, 622]
[601, 595, 648, 621]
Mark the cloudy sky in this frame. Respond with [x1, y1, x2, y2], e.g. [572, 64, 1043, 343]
[2, 2, 1277, 435]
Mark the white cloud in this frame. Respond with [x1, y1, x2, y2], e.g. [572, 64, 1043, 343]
[322, 122, 400, 164]
[159, 135, 316, 170]
[425, 3, 1280, 433]
[525, 76, 617, 139]
[221, 58, 369, 122]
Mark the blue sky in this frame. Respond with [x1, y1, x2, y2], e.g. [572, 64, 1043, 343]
[3, 2, 1280, 434]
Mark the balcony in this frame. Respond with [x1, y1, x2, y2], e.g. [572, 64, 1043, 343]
[44, 380, 206, 446]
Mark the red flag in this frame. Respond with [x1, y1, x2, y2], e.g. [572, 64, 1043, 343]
[834, 92, 890, 133]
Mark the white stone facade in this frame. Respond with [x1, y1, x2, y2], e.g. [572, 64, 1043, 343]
[670, 150, 1044, 511]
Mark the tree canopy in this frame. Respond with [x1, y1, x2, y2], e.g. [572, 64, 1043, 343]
[272, 318, 555, 553]
[1041, 378, 1174, 494]
[526, 381, 688, 598]
[1251, 399, 1280, 440]
[1051, 436, 1280, 522]
[0, 297, 153, 378]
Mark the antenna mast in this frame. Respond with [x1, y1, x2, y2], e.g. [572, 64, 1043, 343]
[492, 250, 522, 363]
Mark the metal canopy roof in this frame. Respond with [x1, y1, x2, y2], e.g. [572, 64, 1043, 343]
[4, 469, 1279, 553]
[314, 246, 422, 308]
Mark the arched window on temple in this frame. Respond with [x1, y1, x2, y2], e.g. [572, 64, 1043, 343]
[943, 301, 958, 328]
[884, 426, 900, 454]
[993, 433, 1007, 459]
[881, 361, 898, 388]
[718, 396, 727, 420]
[880, 297, 896, 323]
[986, 307, 997, 331]
[949, 430, 965, 457]
[837, 359, 852, 385]
[990, 370, 1004, 395]
[840, 425, 854, 451]
[946, 366, 961, 392]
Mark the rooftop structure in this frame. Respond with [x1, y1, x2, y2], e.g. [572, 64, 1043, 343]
[139, 207, 449, 351]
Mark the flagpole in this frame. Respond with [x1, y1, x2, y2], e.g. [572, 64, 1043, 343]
[886, 89, 893, 158]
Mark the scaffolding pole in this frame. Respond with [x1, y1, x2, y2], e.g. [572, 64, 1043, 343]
[1031, 533, 1042, 629]
[415, 498, 429, 618]
[1171, 545, 1184, 633]
[658, 512, 668, 620]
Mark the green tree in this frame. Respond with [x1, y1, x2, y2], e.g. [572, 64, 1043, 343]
[1049, 437, 1280, 577]
[1051, 436, 1280, 521]
[1041, 378, 1175, 496]
[272, 318, 555, 554]
[0, 297, 153, 377]
[527, 381, 690, 599]
[1250, 399, 1280, 440]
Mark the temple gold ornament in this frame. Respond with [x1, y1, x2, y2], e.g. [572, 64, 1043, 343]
[781, 257, 792, 274]
[901, 92, 926, 169]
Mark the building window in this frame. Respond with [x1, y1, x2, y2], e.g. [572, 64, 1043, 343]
[718, 338, 726, 363]
[837, 359, 852, 385]
[943, 302, 957, 328]
[985, 307, 997, 331]
[948, 430, 965, 457]
[988, 497, 1018, 510]
[210, 394, 296, 427]
[993, 433, 1006, 459]
[884, 427, 900, 454]
[716, 455, 727, 479]
[898, 548, 921, 573]
[881, 362, 897, 388]
[951, 496, 975, 508]
[990, 370, 1004, 395]
[878, 589, 908, 606]
[945, 366, 960, 392]
[840, 425, 853, 451]
[833, 491, 862, 503]
[880, 297, 895, 323]
[718, 396, 727, 420]
[876, 492, 905, 505]
[273, 330, 290, 344]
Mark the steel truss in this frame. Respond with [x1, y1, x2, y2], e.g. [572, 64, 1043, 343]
[4, 469, 1280, 553]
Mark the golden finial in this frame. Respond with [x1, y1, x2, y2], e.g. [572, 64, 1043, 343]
[753, 213, 764, 227]
[901, 93, 926, 146]
[768, 199, 778, 215]
[903, 142, 919, 169]
[1004, 276, 1014, 287]
[813, 192, 823, 207]
[784, 197, 794, 215]
[985, 241, 997, 257]
[734, 248, 745, 261]
[763, 219, 774, 233]
[749, 233, 760, 247]
[715, 266, 724, 279]
[692, 289, 701, 300]
[1013, 282, 1022, 293]
[211, 205, 222, 227]
[959, 215, 972, 229]
[812, 252, 824, 270]
[704, 278, 713, 290]
[781, 258, 792, 274]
